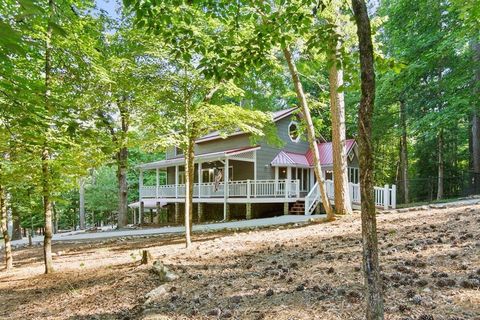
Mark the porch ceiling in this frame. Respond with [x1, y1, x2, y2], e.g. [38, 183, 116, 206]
[137, 146, 260, 170]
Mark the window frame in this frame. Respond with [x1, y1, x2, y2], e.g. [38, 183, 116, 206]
[288, 121, 301, 143]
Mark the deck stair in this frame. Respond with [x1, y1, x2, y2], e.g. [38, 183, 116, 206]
[289, 200, 305, 215]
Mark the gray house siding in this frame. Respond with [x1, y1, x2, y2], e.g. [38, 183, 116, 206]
[256, 115, 310, 180]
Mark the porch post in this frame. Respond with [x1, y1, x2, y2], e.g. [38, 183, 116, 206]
[283, 202, 289, 215]
[309, 168, 314, 189]
[391, 185, 397, 209]
[198, 162, 202, 198]
[175, 165, 179, 198]
[246, 203, 252, 219]
[155, 168, 159, 198]
[140, 201, 144, 225]
[384, 184, 390, 210]
[139, 169, 144, 199]
[197, 203, 203, 222]
[156, 201, 161, 223]
[223, 157, 229, 220]
[274, 166, 279, 195]
[253, 151, 257, 198]
[286, 167, 291, 198]
[174, 203, 180, 224]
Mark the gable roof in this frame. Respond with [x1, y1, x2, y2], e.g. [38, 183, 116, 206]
[305, 139, 356, 166]
[271, 151, 310, 167]
[195, 107, 298, 144]
[272, 139, 357, 167]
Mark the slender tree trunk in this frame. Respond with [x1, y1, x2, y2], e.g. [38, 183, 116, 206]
[282, 46, 334, 219]
[117, 147, 128, 228]
[11, 202, 22, 241]
[184, 137, 194, 248]
[42, 0, 54, 274]
[328, 42, 352, 215]
[472, 40, 480, 193]
[0, 185, 13, 270]
[79, 178, 86, 229]
[351, 1, 384, 319]
[399, 100, 409, 203]
[117, 103, 129, 228]
[437, 130, 444, 200]
[52, 202, 58, 234]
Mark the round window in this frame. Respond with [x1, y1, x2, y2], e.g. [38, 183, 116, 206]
[288, 121, 300, 142]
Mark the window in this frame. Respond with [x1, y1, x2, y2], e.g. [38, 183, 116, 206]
[174, 147, 183, 156]
[348, 167, 359, 184]
[288, 121, 300, 142]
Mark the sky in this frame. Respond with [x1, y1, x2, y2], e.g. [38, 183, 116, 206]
[95, 0, 120, 20]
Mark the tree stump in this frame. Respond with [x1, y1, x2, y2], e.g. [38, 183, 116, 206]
[141, 250, 153, 265]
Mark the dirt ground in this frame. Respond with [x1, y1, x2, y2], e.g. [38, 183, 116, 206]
[1, 205, 479, 320]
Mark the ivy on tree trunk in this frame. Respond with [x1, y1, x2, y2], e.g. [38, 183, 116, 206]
[351, 0, 385, 318]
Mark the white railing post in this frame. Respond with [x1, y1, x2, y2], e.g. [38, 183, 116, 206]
[139, 169, 144, 200]
[391, 184, 397, 209]
[384, 184, 389, 210]
[285, 179, 289, 198]
[198, 162, 202, 199]
[247, 179, 251, 199]
[155, 168, 159, 198]
[348, 182, 353, 203]
[175, 165, 179, 198]
[296, 179, 300, 197]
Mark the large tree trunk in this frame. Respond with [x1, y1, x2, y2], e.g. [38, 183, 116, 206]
[79, 178, 86, 229]
[42, 0, 54, 274]
[0, 185, 13, 270]
[328, 42, 353, 215]
[282, 46, 334, 219]
[437, 130, 444, 200]
[184, 137, 194, 248]
[351, 1, 384, 319]
[472, 40, 480, 193]
[399, 100, 409, 203]
[117, 102, 130, 228]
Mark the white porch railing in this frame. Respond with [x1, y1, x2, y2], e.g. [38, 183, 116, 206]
[304, 180, 396, 215]
[140, 179, 301, 199]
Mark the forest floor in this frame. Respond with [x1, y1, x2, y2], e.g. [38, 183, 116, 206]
[1, 205, 479, 320]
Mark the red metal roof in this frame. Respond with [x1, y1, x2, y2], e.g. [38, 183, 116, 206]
[305, 139, 356, 166]
[272, 139, 356, 167]
[271, 151, 310, 167]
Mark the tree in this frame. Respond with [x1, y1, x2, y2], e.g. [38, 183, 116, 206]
[326, 1, 353, 215]
[351, 0, 384, 318]
[0, 184, 13, 270]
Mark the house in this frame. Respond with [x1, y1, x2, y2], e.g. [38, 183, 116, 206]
[130, 107, 396, 224]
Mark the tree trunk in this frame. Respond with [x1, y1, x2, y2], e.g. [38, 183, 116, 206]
[11, 201, 22, 241]
[42, 0, 54, 274]
[437, 130, 444, 200]
[328, 42, 352, 215]
[0, 185, 13, 270]
[351, 0, 384, 319]
[184, 137, 194, 248]
[117, 102, 129, 228]
[282, 46, 334, 219]
[79, 178, 86, 229]
[399, 100, 409, 203]
[472, 39, 480, 193]
[117, 146, 128, 228]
